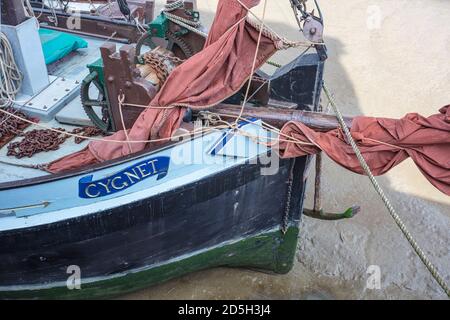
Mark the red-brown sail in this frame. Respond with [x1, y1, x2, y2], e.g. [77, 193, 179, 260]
[279, 105, 450, 195]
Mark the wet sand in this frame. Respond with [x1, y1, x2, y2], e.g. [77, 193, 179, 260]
[122, 0, 450, 299]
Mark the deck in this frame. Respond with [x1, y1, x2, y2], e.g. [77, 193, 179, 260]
[0, 33, 117, 184]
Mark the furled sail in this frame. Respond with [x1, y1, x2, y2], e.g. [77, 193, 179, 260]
[279, 106, 450, 195]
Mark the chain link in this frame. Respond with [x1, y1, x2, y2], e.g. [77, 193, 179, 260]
[142, 48, 183, 85]
[282, 158, 296, 234]
[7, 128, 69, 158]
[0, 107, 34, 141]
[5, 126, 104, 159]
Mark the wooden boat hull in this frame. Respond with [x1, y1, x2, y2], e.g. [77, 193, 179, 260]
[0, 51, 325, 298]
[0, 138, 308, 299]
[0, 226, 301, 299]
[0, 3, 324, 297]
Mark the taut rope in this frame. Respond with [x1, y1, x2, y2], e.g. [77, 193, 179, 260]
[323, 82, 450, 298]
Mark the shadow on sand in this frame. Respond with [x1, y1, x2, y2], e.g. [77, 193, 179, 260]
[121, 9, 450, 300]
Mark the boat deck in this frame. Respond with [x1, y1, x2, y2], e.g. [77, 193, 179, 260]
[0, 33, 116, 184]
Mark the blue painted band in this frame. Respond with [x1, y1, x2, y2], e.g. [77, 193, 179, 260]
[78, 156, 170, 199]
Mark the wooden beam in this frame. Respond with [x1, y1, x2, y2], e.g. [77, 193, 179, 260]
[207, 104, 353, 131]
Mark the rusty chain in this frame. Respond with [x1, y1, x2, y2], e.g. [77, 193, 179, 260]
[5, 125, 104, 159]
[7, 128, 69, 158]
[0, 107, 35, 141]
[142, 49, 183, 85]
[71, 126, 105, 144]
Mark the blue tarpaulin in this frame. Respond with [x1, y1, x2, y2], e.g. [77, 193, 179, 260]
[39, 28, 88, 65]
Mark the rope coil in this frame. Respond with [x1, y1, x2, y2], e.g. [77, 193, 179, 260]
[0, 33, 23, 108]
[163, 0, 208, 38]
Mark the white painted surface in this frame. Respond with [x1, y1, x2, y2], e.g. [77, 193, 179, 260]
[0, 126, 276, 230]
[0, 119, 89, 183]
[17, 76, 81, 120]
[1, 18, 49, 96]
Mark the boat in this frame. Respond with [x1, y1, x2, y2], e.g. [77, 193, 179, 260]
[0, 0, 327, 299]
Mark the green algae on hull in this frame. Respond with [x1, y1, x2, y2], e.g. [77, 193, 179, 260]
[0, 227, 299, 299]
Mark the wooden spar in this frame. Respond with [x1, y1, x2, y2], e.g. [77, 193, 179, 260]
[208, 104, 354, 131]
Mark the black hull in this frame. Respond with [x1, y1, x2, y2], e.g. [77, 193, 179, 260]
[0, 157, 309, 298]
[0, 50, 324, 299]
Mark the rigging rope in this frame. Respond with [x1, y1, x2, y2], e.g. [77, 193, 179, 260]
[23, 0, 35, 17]
[0, 33, 23, 108]
[322, 82, 450, 298]
[163, 0, 208, 38]
[0, 106, 227, 144]
[235, 0, 269, 126]
[0, 102, 314, 158]
[46, 0, 59, 26]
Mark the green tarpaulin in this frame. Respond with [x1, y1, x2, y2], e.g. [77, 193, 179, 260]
[39, 28, 88, 65]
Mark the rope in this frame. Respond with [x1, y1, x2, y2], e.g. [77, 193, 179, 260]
[199, 111, 315, 147]
[0, 102, 314, 158]
[0, 33, 23, 108]
[322, 82, 450, 298]
[266, 45, 312, 69]
[164, 0, 184, 12]
[234, 11, 313, 128]
[232, 0, 315, 128]
[23, 0, 35, 17]
[0, 159, 48, 171]
[88, 0, 98, 13]
[164, 13, 208, 38]
[106, 0, 113, 16]
[117, 94, 132, 153]
[242, 77, 270, 104]
[0, 107, 227, 144]
[163, 0, 208, 38]
[234, 0, 269, 126]
[109, 91, 315, 147]
[120, 102, 176, 109]
[135, 18, 147, 35]
[31, 0, 46, 21]
[46, 0, 59, 26]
